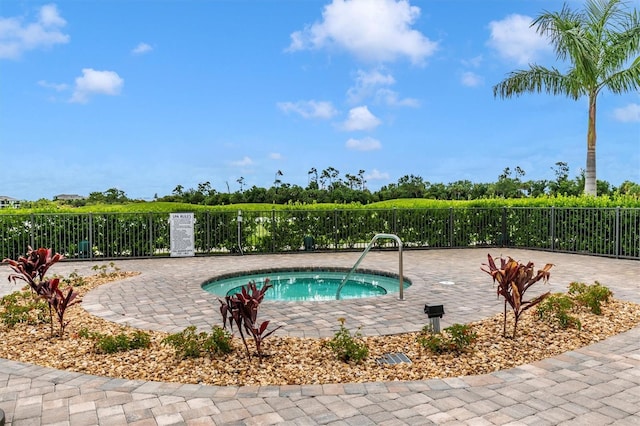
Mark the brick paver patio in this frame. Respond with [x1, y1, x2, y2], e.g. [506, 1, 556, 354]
[1, 248, 638, 425]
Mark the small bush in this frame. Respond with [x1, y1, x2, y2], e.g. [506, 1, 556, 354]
[0, 291, 50, 327]
[481, 254, 552, 339]
[417, 323, 477, 353]
[3, 247, 80, 337]
[162, 325, 233, 359]
[568, 281, 613, 315]
[80, 328, 151, 354]
[61, 271, 88, 287]
[325, 318, 369, 363]
[219, 280, 281, 360]
[537, 293, 581, 330]
[92, 262, 120, 278]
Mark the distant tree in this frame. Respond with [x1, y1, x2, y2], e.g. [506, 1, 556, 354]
[319, 169, 330, 189]
[329, 167, 340, 186]
[447, 180, 474, 200]
[307, 168, 318, 189]
[172, 185, 184, 196]
[617, 180, 640, 196]
[549, 162, 581, 196]
[197, 181, 212, 195]
[237, 177, 245, 193]
[493, 0, 640, 196]
[344, 173, 357, 189]
[357, 169, 367, 191]
[396, 175, 427, 198]
[470, 182, 490, 199]
[425, 182, 448, 199]
[522, 179, 549, 197]
[87, 188, 129, 204]
[274, 170, 283, 188]
[244, 185, 268, 203]
[490, 167, 526, 198]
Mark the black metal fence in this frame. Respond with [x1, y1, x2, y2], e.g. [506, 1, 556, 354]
[0, 207, 638, 261]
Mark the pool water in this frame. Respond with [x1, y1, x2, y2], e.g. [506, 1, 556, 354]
[202, 270, 410, 301]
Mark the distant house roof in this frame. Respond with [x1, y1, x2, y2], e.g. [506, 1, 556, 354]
[0, 196, 20, 208]
[54, 194, 86, 201]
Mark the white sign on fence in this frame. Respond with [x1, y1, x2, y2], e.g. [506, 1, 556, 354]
[170, 213, 195, 257]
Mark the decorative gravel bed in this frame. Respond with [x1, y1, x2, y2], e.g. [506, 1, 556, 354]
[1, 271, 639, 387]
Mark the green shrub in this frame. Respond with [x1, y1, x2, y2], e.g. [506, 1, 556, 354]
[568, 281, 613, 315]
[325, 318, 369, 363]
[0, 291, 50, 327]
[161, 325, 233, 359]
[61, 271, 88, 287]
[92, 262, 120, 278]
[537, 293, 581, 330]
[80, 328, 151, 354]
[417, 323, 477, 353]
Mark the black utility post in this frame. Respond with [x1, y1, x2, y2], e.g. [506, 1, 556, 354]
[424, 304, 445, 333]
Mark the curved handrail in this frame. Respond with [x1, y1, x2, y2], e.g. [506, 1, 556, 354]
[336, 233, 404, 300]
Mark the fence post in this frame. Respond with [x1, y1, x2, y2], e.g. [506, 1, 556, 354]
[88, 213, 94, 260]
[148, 213, 153, 257]
[334, 209, 339, 251]
[30, 213, 35, 249]
[271, 209, 276, 253]
[550, 206, 555, 252]
[449, 208, 453, 247]
[206, 211, 211, 253]
[393, 207, 397, 235]
[615, 207, 620, 259]
[501, 207, 507, 247]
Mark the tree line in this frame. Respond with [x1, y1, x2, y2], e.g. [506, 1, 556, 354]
[52, 162, 640, 207]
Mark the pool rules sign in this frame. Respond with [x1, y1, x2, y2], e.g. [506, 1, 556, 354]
[169, 213, 195, 257]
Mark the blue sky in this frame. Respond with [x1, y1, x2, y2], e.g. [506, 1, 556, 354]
[2, 0, 639, 201]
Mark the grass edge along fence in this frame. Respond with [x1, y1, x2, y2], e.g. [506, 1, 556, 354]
[0, 207, 638, 261]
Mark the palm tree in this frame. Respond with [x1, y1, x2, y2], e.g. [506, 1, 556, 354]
[493, 0, 640, 196]
[274, 170, 283, 188]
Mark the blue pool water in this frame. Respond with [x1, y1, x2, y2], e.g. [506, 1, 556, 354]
[202, 269, 411, 301]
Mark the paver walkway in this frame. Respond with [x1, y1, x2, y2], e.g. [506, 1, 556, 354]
[0, 248, 638, 425]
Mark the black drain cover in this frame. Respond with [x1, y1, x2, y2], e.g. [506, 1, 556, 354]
[376, 352, 411, 365]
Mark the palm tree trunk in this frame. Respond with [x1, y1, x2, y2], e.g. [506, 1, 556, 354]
[584, 94, 598, 196]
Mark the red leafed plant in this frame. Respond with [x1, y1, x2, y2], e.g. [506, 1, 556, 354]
[219, 279, 281, 359]
[481, 254, 552, 339]
[3, 247, 81, 337]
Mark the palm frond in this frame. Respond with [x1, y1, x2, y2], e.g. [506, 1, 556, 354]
[492, 66, 578, 99]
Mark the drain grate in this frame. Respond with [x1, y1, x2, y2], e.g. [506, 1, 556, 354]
[376, 352, 411, 365]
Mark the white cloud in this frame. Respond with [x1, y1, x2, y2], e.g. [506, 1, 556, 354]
[374, 88, 419, 107]
[38, 80, 68, 91]
[70, 69, 124, 103]
[487, 14, 551, 65]
[0, 3, 69, 59]
[367, 168, 390, 181]
[356, 68, 396, 88]
[132, 42, 153, 55]
[461, 55, 483, 68]
[287, 0, 437, 65]
[347, 68, 418, 107]
[231, 156, 254, 167]
[461, 71, 483, 87]
[342, 106, 381, 131]
[346, 137, 382, 151]
[269, 153, 283, 160]
[347, 68, 394, 103]
[613, 103, 640, 122]
[277, 100, 338, 119]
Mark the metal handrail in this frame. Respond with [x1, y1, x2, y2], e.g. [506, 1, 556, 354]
[336, 233, 404, 300]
